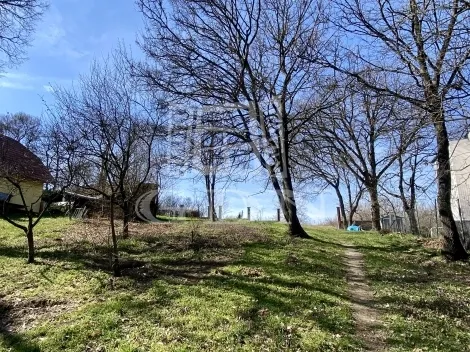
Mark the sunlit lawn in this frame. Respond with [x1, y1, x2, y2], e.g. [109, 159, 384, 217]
[330, 231, 470, 352]
[0, 218, 360, 352]
[1, 217, 470, 351]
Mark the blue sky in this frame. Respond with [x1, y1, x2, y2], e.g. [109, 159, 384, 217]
[0, 0, 142, 114]
[0, 0, 336, 223]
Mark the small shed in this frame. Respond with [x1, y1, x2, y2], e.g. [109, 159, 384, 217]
[380, 214, 406, 233]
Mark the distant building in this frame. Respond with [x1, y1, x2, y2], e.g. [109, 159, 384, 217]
[449, 134, 470, 249]
[380, 214, 406, 233]
[0, 135, 52, 213]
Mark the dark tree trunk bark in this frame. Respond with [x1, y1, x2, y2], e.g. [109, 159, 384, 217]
[397, 152, 420, 236]
[367, 183, 382, 231]
[152, 192, 160, 216]
[267, 167, 310, 238]
[282, 173, 310, 239]
[27, 227, 34, 264]
[334, 186, 348, 228]
[278, 114, 310, 239]
[211, 173, 216, 220]
[347, 184, 362, 227]
[110, 194, 121, 277]
[288, 211, 310, 238]
[434, 118, 468, 260]
[205, 174, 216, 221]
[271, 171, 289, 220]
[348, 213, 354, 228]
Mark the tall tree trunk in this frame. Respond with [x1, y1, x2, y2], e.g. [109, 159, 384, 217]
[205, 174, 216, 221]
[367, 183, 381, 231]
[347, 183, 362, 227]
[348, 212, 354, 228]
[397, 152, 419, 235]
[266, 166, 309, 238]
[270, 170, 289, 220]
[211, 173, 216, 220]
[434, 118, 468, 260]
[282, 173, 310, 238]
[26, 226, 34, 264]
[401, 177, 419, 235]
[279, 113, 310, 239]
[110, 194, 121, 277]
[334, 186, 348, 228]
[288, 209, 309, 238]
[405, 207, 419, 235]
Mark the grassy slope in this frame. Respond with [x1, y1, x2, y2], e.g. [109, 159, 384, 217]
[334, 231, 470, 352]
[0, 218, 360, 352]
[2, 219, 469, 352]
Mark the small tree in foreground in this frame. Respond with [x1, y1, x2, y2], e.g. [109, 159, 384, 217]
[49, 50, 166, 276]
[0, 134, 73, 263]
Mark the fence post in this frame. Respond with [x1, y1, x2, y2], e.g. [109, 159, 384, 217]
[277, 208, 281, 222]
[247, 207, 251, 221]
[218, 205, 222, 220]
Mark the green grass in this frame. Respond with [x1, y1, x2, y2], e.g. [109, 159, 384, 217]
[331, 231, 470, 352]
[2, 219, 469, 351]
[0, 218, 360, 351]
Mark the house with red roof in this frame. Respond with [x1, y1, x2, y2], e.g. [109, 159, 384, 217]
[0, 135, 52, 213]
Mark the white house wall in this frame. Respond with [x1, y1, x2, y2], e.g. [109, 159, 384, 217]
[449, 139, 470, 221]
[0, 178, 44, 213]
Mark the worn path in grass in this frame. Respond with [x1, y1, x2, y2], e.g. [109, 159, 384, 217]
[344, 244, 385, 352]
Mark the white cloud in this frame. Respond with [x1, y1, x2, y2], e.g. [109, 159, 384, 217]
[0, 72, 66, 91]
[0, 81, 34, 90]
[2, 72, 32, 80]
[0, 73, 35, 90]
[34, 7, 66, 47]
[32, 6, 90, 60]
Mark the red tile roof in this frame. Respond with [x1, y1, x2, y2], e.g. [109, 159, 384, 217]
[0, 135, 52, 183]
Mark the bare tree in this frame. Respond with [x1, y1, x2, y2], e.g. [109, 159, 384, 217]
[48, 51, 165, 276]
[304, 78, 414, 230]
[171, 111, 248, 221]
[152, 163, 175, 216]
[0, 112, 42, 152]
[381, 122, 435, 235]
[0, 134, 74, 263]
[0, 0, 47, 69]
[293, 143, 364, 228]
[328, 0, 470, 259]
[137, 0, 333, 237]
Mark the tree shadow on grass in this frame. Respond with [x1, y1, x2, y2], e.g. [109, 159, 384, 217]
[0, 246, 26, 260]
[0, 232, 364, 350]
[209, 273, 352, 331]
[0, 302, 40, 352]
[0, 241, 235, 290]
